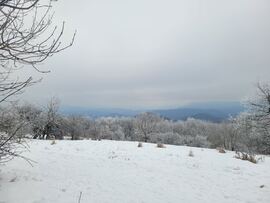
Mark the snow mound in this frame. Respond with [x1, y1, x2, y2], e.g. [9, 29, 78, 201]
[0, 140, 269, 203]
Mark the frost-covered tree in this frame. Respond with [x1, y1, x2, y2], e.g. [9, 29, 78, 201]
[135, 112, 162, 142]
[249, 83, 270, 125]
[0, 104, 29, 163]
[88, 119, 101, 140]
[119, 117, 136, 140]
[232, 112, 257, 153]
[39, 97, 62, 139]
[172, 119, 210, 147]
[244, 83, 270, 154]
[60, 115, 90, 140]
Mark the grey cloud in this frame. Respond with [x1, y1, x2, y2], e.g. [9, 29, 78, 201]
[20, 0, 270, 108]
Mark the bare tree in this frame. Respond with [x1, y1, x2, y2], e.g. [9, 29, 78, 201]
[0, 0, 75, 102]
[0, 0, 74, 162]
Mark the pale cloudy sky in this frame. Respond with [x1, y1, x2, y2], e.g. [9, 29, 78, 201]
[21, 0, 270, 109]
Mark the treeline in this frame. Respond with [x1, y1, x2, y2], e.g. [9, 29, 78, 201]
[1, 87, 269, 155]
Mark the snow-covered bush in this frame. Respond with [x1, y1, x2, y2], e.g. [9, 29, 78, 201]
[156, 143, 165, 148]
[234, 152, 259, 164]
[216, 147, 226, 153]
[188, 150, 194, 157]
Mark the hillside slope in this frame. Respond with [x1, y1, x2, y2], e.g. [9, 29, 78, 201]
[0, 140, 269, 203]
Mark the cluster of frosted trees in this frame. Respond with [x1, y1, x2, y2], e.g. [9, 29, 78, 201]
[1, 91, 269, 155]
[1, 82, 269, 162]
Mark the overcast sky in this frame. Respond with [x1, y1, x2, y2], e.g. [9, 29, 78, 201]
[20, 0, 270, 109]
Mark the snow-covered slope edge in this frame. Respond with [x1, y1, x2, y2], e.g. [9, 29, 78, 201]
[0, 140, 269, 203]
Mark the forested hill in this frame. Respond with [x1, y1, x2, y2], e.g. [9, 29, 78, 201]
[61, 102, 244, 122]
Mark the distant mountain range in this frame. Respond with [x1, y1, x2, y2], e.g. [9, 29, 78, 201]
[60, 102, 245, 122]
[154, 102, 244, 122]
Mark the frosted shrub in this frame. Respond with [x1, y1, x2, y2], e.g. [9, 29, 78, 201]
[156, 143, 165, 148]
[216, 147, 226, 153]
[188, 150, 194, 157]
[234, 152, 259, 164]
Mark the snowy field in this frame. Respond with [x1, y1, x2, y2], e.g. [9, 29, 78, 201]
[0, 140, 269, 203]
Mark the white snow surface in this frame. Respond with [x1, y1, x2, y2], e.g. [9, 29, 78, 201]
[0, 140, 269, 203]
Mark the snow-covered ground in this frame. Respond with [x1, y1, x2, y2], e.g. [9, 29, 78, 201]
[0, 140, 269, 203]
